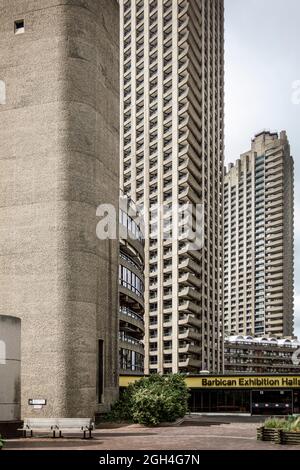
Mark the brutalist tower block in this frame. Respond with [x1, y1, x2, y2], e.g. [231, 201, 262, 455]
[0, 0, 120, 418]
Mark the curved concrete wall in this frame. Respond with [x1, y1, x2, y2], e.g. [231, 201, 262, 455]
[0, 1, 119, 418]
[0, 316, 21, 421]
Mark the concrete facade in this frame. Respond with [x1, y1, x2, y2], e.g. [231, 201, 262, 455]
[224, 132, 294, 338]
[0, 0, 120, 418]
[120, 0, 224, 374]
[0, 315, 21, 421]
[225, 335, 300, 374]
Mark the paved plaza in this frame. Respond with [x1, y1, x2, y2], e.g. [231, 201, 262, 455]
[3, 417, 300, 451]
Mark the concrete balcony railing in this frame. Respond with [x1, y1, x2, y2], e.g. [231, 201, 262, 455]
[178, 300, 200, 315]
[179, 343, 201, 355]
[179, 328, 201, 342]
[178, 313, 202, 329]
[178, 256, 201, 274]
[119, 333, 144, 356]
[178, 272, 201, 288]
[179, 357, 202, 369]
[119, 284, 144, 310]
[119, 307, 144, 334]
[178, 286, 201, 302]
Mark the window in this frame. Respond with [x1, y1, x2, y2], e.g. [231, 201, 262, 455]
[97, 340, 104, 404]
[15, 19, 25, 34]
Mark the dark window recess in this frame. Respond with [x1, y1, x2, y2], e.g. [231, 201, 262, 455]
[15, 20, 25, 34]
[97, 340, 104, 404]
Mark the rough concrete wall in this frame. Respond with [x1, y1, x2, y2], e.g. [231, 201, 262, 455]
[0, 0, 119, 418]
[283, 149, 295, 337]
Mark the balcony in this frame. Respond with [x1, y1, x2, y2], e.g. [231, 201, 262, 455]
[179, 313, 202, 328]
[179, 327, 201, 342]
[178, 300, 200, 315]
[178, 272, 201, 288]
[119, 307, 144, 334]
[119, 333, 144, 356]
[179, 286, 201, 302]
[178, 357, 202, 369]
[179, 343, 201, 355]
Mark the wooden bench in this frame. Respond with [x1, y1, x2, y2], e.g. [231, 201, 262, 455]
[19, 418, 94, 439]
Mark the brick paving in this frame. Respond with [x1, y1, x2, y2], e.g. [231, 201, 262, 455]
[3, 418, 300, 450]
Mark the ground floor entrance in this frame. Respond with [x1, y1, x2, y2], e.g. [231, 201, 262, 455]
[120, 374, 300, 416]
[251, 390, 299, 415]
[189, 389, 300, 415]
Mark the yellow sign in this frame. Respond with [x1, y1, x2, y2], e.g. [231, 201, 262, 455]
[119, 375, 300, 389]
[119, 375, 142, 388]
[186, 376, 300, 389]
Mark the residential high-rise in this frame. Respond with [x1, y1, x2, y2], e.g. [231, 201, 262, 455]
[224, 335, 300, 374]
[119, 196, 145, 375]
[224, 131, 294, 338]
[0, 0, 119, 418]
[120, 0, 225, 374]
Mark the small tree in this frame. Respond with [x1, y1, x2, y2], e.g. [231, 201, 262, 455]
[108, 374, 189, 426]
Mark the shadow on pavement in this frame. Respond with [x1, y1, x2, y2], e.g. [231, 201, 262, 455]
[180, 421, 227, 427]
[4, 440, 101, 449]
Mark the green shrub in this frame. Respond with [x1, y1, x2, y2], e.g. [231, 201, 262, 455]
[105, 386, 135, 423]
[0, 435, 4, 450]
[107, 374, 189, 426]
[285, 416, 300, 432]
[264, 417, 287, 429]
[264, 416, 300, 432]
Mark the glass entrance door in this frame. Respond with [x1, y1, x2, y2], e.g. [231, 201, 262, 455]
[251, 390, 293, 415]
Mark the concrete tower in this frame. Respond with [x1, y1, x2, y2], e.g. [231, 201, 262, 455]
[0, 0, 119, 418]
[224, 131, 294, 338]
[120, 0, 225, 374]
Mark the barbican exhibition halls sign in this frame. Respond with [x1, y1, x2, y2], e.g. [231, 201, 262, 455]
[186, 376, 300, 389]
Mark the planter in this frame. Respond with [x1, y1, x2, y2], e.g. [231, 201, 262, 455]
[257, 426, 264, 441]
[278, 430, 300, 446]
[257, 426, 281, 442]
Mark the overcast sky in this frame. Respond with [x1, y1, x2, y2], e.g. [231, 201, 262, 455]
[225, 0, 300, 338]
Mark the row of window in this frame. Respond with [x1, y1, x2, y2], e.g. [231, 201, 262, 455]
[119, 266, 144, 297]
[119, 348, 144, 373]
[119, 306, 144, 324]
[120, 209, 144, 241]
[120, 251, 143, 275]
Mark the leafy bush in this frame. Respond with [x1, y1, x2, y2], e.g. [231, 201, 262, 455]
[107, 374, 189, 426]
[105, 386, 135, 423]
[0, 435, 4, 450]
